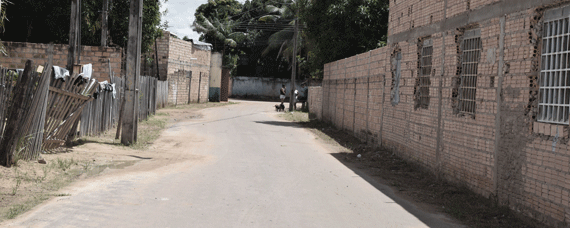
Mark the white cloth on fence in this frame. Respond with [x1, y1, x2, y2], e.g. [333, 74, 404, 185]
[78, 64, 93, 80]
[111, 83, 116, 99]
[16, 69, 24, 77]
[52, 66, 70, 80]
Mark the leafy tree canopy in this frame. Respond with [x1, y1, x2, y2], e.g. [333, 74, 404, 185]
[0, 0, 165, 54]
[195, 0, 243, 21]
[302, 0, 389, 77]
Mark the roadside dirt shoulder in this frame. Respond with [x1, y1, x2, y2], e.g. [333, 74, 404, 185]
[0, 102, 232, 223]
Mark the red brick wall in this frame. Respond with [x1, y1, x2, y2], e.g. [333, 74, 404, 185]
[0, 41, 122, 82]
[316, 1, 570, 226]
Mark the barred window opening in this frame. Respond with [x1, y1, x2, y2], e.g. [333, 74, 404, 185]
[538, 17, 570, 125]
[418, 39, 432, 109]
[458, 34, 481, 115]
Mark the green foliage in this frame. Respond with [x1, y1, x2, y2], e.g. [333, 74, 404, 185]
[192, 14, 251, 69]
[191, 0, 388, 80]
[302, 0, 389, 78]
[195, 0, 242, 20]
[1, 0, 165, 54]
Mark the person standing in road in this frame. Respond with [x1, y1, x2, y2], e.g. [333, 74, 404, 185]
[280, 84, 286, 105]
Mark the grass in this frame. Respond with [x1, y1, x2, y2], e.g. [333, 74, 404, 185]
[279, 110, 310, 123]
[130, 115, 168, 150]
[6, 194, 49, 219]
[1, 157, 88, 221]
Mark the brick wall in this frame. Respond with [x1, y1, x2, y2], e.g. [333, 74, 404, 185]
[314, 0, 570, 226]
[308, 86, 323, 120]
[155, 31, 211, 105]
[0, 41, 122, 82]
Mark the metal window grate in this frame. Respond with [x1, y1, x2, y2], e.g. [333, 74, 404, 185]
[418, 40, 432, 109]
[458, 36, 481, 115]
[538, 18, 570, 125]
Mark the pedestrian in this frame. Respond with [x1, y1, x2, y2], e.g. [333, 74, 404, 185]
[280, 84, 286, 104]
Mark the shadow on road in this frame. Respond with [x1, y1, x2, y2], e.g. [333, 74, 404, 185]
[290, 119, 543, 228]
[254, 120, 303, 128]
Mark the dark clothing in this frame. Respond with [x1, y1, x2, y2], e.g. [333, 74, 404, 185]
[280, 88, 286, 95]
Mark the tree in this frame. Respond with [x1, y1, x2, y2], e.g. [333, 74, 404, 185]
[302, 0, 389, 78]
[192, 14, 249, 69]
[195, 0, 242, 22]
[258, 0, 307, 67]
[0, 0, 165, 54]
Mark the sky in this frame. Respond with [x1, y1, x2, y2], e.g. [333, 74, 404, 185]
[161, 0, 246, 42]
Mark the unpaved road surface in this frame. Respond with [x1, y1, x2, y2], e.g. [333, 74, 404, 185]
[3, 100, 463, 228]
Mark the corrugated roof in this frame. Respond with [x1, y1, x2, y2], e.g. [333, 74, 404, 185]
[192, 40, 212, 51]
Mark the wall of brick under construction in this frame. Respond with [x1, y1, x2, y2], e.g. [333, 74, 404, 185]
[0, 41, 122, 82]
[310, 0, 570, 226]
[153, 31, 211, 105]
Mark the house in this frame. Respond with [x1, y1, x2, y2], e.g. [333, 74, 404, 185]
[309, 0, 570, 226]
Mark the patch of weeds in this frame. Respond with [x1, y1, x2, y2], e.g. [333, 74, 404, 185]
[81, 161, 92, 171]
[131, 116, 168, 150]
[279, 111, 309, 123]
[11, 178, 21, 195]
[56, 158, 75, 172]
[155, 112, 170, 116]
[6, 204, 26, 219]
[41, 165, 50, 182]
[5, 194, 49, 219]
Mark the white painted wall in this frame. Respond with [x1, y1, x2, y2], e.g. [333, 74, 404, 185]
[231, 76, 303, 99]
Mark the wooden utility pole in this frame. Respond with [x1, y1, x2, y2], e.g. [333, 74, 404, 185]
[101, 0, 109, 47]
[289, 6, 299, 112]
[121, 0, 143, 145]
[67, 0, 80, 74]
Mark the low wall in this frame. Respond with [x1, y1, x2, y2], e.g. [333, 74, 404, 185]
[231, 76, 303, 99]
[0, 41, 122, 82]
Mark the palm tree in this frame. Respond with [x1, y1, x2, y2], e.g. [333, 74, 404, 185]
[0, 0, 9, 55]
[191, 14, 248, 66]
[258, 0, 306, 69]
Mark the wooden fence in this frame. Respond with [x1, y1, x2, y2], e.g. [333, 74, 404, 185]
[0, 56, 170, 165]
[79, 75, 124, 137]
[79, 75, 167, 137]
[156, 80, 168, 109]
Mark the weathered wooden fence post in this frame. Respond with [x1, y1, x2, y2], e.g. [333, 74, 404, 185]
[0, 60, 34, 167]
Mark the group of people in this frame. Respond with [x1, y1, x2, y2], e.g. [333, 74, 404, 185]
[279, 83, 308, 110]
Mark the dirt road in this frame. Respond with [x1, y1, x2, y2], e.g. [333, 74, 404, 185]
[3, 100, 463, 227]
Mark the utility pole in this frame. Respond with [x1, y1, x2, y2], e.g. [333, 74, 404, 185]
[101, 0, 109, 47]
[121, 0, 143, 145]
[67, 0, 81, 74]
[289, 5, 299, 112]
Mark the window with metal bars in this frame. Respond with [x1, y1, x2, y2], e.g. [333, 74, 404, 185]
[538, 16, 570, 125]
[458, 30, 481, 115]
[418, 39, 432, 109]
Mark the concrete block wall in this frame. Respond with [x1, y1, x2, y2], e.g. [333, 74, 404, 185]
[155, 31, 211, 105]
[314, 0, 570, 226]
[308, 86, 322, 120]
[230, 76, 303, 100]
[0, 41, 122, 82]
